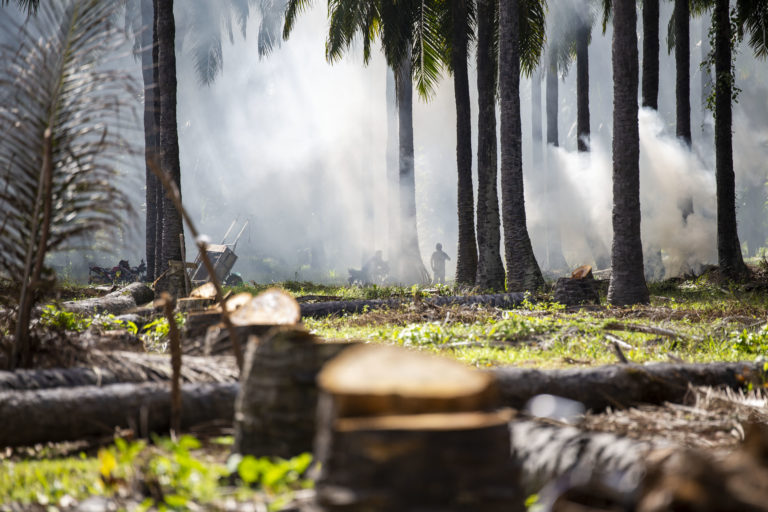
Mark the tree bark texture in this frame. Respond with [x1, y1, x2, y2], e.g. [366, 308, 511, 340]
[642, 0, 659, 110]
[234, 329, 354, 458]
[153, 0, 163, 280]
[531, 71, 543, 166]
[0, 352, 238, 391]
[452, 0, 478, 286]
[675, 0, 691, 146]
[395, 52, 429, 284]
[714, 0, 748, 280]
[142, 0, 158, 282]
[385, 66, 399, 262]
[61, 282, 154, 316]
[608, 0, 649, 306]
[475, 0, 506, 291]
[499, 0, 544, 292]
[298, 292, 526, 318]
[0, 382, 237, 447]
[576, 27, 590, 152]
[546, 54, 558, 147]
[493, 361, 764, 412]
[158, 0, 185, 296]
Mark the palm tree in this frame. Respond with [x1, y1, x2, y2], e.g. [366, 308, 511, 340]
[0, 0, 137, 368]
[674, 0, 692, 146]
[607, 0, 649, 305]
[285, 0, 437, 284]
[449, 0, 479, 286]
[642, 0, 659, 109]
[474, 0, 505, 290]
[499, 0, 545, 291]
[713, 0, 748, 279]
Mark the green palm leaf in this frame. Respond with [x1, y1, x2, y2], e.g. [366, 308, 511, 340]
[0, 0, 139, 367]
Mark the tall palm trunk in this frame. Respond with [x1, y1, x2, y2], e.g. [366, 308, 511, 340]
[451, 0, 477, 286]
[576, 26, 590, 152]
[395, 52, 428, 284]
[157, 0, 185, 296]
[385, 67, 399, 262]
[499, 0, 544, 292]
[714, 0, 748, 280]
[531, 70, 543, 166]
[576, 27, 590, 151]
[608, 0, 649, 306]
[546, 54, 558, 147]
[674, 0, 691, 146]
[642, 0, 659, 109]
[153, 0, 164, 280]
[544, 52, 567, 271]
[475, 0, 505, 290]
[141, 0, 158, 282]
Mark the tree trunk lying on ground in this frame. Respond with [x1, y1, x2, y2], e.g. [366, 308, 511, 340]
[0, 351, 238, 391]
[0, 360, 760, 447]
[0, 382, 236, 447]
[299, 292, 526, 318]
[493, 361, 764, 412]
[61, 282, 154, 316]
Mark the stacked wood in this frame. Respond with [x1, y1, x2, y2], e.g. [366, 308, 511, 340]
[553, 265, 600, 306]
[493, 361, 765, 412]
[0, 382, 237, 447]
[300, 292, 526, 318]
[61, 282, 154, 315]
[233, 327, 355, 458]
[314, 344, 524, 511]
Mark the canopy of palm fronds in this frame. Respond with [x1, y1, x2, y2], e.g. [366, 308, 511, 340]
[0, 0, 138, 291]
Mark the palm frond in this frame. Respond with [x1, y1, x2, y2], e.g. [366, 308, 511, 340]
[412, 0, 446, 99]
[601, 0, 612, 33]
[738, 0, 768, 59]
[0, 0, 39, 15]
[283, 0, 314, 39]
[519, 0, 547, 76]
[0, 0, 139, 362]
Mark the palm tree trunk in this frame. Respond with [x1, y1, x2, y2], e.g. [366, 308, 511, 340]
[395, 52, 428, 284]
[385, 66, 399, 262]
[608, 0, 649, 306]
[543, 52, 568, 271]
[531, 70, 543, 166]
[576, 26, 590, 152]
[475, 0, 505, 290]
[642, 0, 659, 109]
[157, 0, 185, 296]
[153, 0, 164, 281]
[714, 0, 748, 280]
[141, 0, 157, 282]
[546, 54, 558, 147]
[674, 0, 691, 146]
[451, 0, 478, 286]
[499, 0, 544, 292]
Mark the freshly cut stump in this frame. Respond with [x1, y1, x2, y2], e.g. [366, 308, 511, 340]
[315, 344, 523, 511]
[318, 343, 499, 417]
[233, 327, 355, 458]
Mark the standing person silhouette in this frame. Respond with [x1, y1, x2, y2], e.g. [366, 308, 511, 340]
[430, 243, 451, 284]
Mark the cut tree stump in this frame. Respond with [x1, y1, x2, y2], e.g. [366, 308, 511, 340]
[492, 361, 765, 412]
[314, 344, 524, 511]
[553, 266, 600, 306]
[233, 327, 355, 458]
[0, 382, 237, 447]
[61, 282, 154, 316]
[300, 292, 526, 318]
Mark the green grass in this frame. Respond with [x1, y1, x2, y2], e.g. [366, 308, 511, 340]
[0, 435, 313, 511]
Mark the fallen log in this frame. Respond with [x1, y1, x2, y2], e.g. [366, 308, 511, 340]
[0, 351, 238, 391]
[493, 361, 764, 412]
[60, 282, 154, 316]
[0, 382, 237, 447]
[299, 292, 526, 318]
